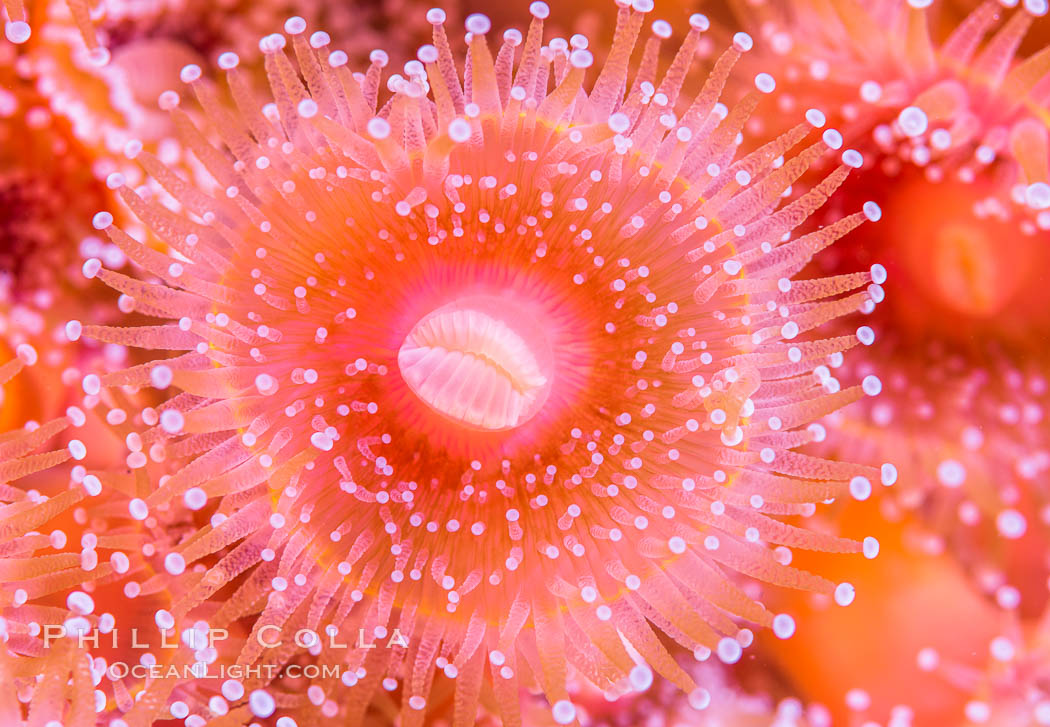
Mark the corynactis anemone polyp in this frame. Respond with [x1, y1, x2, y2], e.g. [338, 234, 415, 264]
[1, 349, 221, 723]
[757, 504, 1004, 725]
[733, 0, 1050, 616]
[0, 60, 141, 439]
[913, 599, 1050, 726]
[23, 0, 455, 152]
[80, 2, 888, 723]
[740, 0, 1050, 215]
[813, 165, 1050, 344]
[522, 658, 821, 727]
[0, 349, 94, 716]
[0, 66, 112, 313]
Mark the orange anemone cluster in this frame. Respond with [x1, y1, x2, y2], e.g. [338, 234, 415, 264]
[13, 0, 1050, 726]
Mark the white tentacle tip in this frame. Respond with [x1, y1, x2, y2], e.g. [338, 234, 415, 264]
[284, 16, 307, 35]
[733, 32, 753, 52]
[822, 128, 843, 150]
[530, 1, 551, 19]
[217, 52, 240, 70]
[842, 149, 864, 168]
[689, 14, 710, 31]
[805, 108, 826, 128]
[465, 13, 491, 35]
[258, 33, 287, 54]
[5, 20, 31, 44]
[1024, 0, 1048, 15]
[834, 582, 856, 606]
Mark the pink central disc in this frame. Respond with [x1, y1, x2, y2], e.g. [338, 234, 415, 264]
[397, 295, 555, 431]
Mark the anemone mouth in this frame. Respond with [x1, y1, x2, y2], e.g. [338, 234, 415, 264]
[814, 166, 1050, 347]
[886, 176, 1049, 332]
[927, 221, 1014, 318]
[398, 294, 555, 431]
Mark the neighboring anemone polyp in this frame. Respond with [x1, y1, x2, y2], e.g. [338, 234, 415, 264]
[740, 0, 1050, 215]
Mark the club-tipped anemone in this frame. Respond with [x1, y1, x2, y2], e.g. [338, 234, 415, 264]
[0, 67, 116, 312]
[0, 357, 221, 722]
[823, 339, 1050, 615]
[758, 506, 1006, 726]
[0, 349, 97, 718]
[21, 0, 459, 151]
[0, 640, 100, 721]
[738, 0, 1050, 216]
[0, 348, 83, 521]
[730, 0, 1050, 615]
[521, 658, 822, 727]
[79, 3, 887, 723]
[0, 64, 143, 444]
[814, 166, 1050, 343]
[910, 600, 1050, 727]
[795, 156, 1050, 612]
